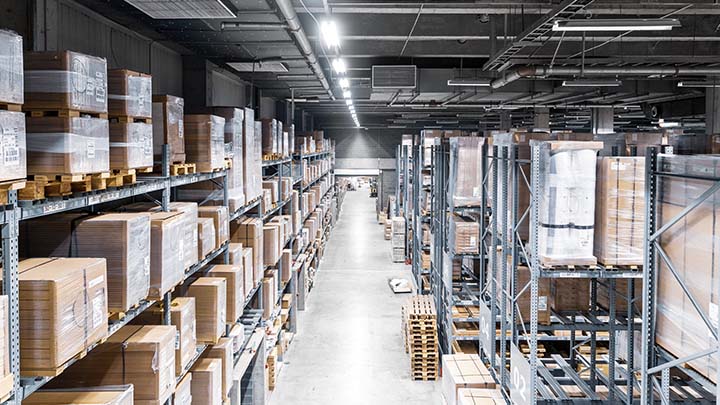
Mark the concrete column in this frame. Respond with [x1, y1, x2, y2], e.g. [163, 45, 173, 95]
[533, 107, 550, 132]
[499, 112, 511, 131]
[591, 107, 614, 134]
[706, 86, 720, 134]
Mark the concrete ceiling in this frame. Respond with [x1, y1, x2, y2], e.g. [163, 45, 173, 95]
[75, 0, 720, 132]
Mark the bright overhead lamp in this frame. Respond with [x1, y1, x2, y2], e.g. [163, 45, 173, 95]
[345, 99, 353, 106]
[343, 90, 352, 99]
[552, 18, 681, 32]
[447, 79, 491, 87]
[339, 78, 349, 89]
[437, 120, 459, 125]
[677, 81, 720, 88]
[332, 58, 346, 74]
[320, 20, 340, 49]
[283, 98, 319, 103]
[656, 118, 680, 128]
[562, 79, 622, 87]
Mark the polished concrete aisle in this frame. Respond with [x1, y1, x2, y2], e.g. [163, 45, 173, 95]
[269, 188, 441, 405]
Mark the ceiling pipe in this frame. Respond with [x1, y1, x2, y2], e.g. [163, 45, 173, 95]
[274, 0, 335, 100]
[491, 66, 720, 89]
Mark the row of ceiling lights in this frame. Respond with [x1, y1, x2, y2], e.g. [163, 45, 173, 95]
[320, 20, 359, 127]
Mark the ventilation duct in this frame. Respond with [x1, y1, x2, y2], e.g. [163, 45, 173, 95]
[372, 66, 417, 89]
[124, 0, 235, 19]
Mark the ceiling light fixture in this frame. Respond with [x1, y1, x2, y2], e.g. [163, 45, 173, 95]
[339, 78, 349, 89]
[332, 58, 346, 74]
[345, 99, 353, 106]
[677, 81, 720, 88]
[343, 90, 352, 99]
[447, 79, 491, 87]
[552, 18, 681, 32]
[320, 20, 340, 49]
[562, 79, 622, 87]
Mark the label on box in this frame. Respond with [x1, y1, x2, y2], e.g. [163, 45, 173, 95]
[178, 120, 184, 138]
[87, 139, 96, 159]
[473, 186, 480, 197]
[175, 330, 181, 350]
[144, 256, 150, 275]
[610, 162, 627, 171]
[519, 134, 525, 142]
[92, 295, 105, 328]
[2, 136, 19, 168]
[632, 134, 638, 141]
[88, 275, 105, 289]
[95, 72, 106, 103]
[470, 236, 477, 245]
[144, 136, 153, 156]
[538, 296, 548, 311]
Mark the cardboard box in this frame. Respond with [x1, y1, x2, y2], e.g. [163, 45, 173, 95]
[198, 206, 229, 249]
[0, 110, 26, 182]
[457, 388, 505, 405]
[166, 202, 199, 269]
[152, 95, 185, 163]
[174, 373, 192, 405]
[184, 115, 225, 172]
[550, 279, 590, 312]
[263, 225, 280, 266]
[0, 30, 23, 105]
[108, 69, 152, 118]
[260, 118, 278, 155]
[209, 107, 245, 206]
[499, 263, 550, 325]
[594, 157, 645, 265]
[203, 338, 233, 399]
[24, 51, 107, 113]
[262, 275, 276, 319]
[207, 265, 244, 322]
[448, 137, 485, 207]
[190, 358, 222, 405]
[109, 121, 153, 170]
[230, 217, 263, 280]
[449, 215, 479, 254]
[187, 278, 226, 344]
[242, 108, 262, 201]
[25, 386, 134, 405]
[26, 116, 110, 175]
[281, 249, 292, 283]
[441, 354, 495, 405]
[18, 258, 108, 374]
[73, 213, 151, 312]
[241, 247, 254, 294]
[148, 212, 184, 300]
[198, 217, 216, 259]
[598, 279, 642, 313]
[51, 325, 176, 405]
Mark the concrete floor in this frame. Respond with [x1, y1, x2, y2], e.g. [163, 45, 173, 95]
[268, 187, 442, 405]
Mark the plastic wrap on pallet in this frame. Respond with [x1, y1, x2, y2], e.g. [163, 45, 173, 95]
[0, 30, 23, 105]
[24, 51, 108, 113]
[243, 111, 262, 201]
[108, 69, 152, 118]
[17, 258, 108, 373]
[199, 205, 229, 250]
[447, 136, 485, 208]
[26, 116, 110, 175]
[148, 212, 184, 300]
[152, 95, 185, 163]
[184, 114, 225, 172]
[656, 153, 720, 383]
[0, 110, 26, 182]
[261, 118, 277, 155]
[448, 215, 479, 255]
[594, 157, 645, 266]
[532, 140, 601, 266]
[72, 213, 151, 312]
[198, 217, 216, 259]
[109, 121, 153, 170]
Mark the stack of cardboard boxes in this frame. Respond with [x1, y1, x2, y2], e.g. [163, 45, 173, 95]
[391, 216, 405, 262]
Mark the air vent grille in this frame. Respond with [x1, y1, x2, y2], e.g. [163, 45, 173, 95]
[372, 65, 416, 89]
[124, 0, 235, 19]
[228, 62, 289, 73]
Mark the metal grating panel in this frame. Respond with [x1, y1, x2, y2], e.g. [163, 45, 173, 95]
[228, 62, 289, 73]
[124, 0, 235, 19]
[372, 65, 417, 89]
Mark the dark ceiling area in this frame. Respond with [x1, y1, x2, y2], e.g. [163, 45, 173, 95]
[75, 0, 720, 132]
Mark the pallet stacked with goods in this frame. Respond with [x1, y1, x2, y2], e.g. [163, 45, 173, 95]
[411, 133, 435, 295]
[0, 32, 339, 405]
[397, 138, 413, 264]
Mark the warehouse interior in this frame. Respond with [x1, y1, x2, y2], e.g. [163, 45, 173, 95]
[0, 0, 720, 404]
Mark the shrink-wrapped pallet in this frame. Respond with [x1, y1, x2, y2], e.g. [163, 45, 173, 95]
[203, 337, 233, 399]
[448, 137, 485, 207]
[212, 242, 243, 265]
[594, 157, 645, 265]
[18, 258, 108, 375]
[261, 275, 276, 319]
[184, 115, 225, 172]
[655, 153, 720, 383]
[174, 373, 192, 405]
[243, 109, 261, 201]
[263, 225, 280, 266]
[26, 116, 109, 175]
[147, 212, 184, 300]
[207, 265, 244, 322]
[230, 217, 263, 280]
[49, 325, 176, 405]
[241, 248, 254, 293]
[263, 179, 279, 204]
[421, 130, 443, 167]
[187, 278, 226, 345]
[25, 385, 134, 405]
[212, 107, 245, 206]
[108, 69, 152, 118]
[0, 110, 26, 182]
[24, 51, 107, 113]
[109, 121, 153, 170]
[0, 30, 23, 105]
[72, 213, 151, 312]
[449, 215, 479, 255]
[260, 118, 277, 155]
[190, 358, 222, 405]
[441, 354, 495, 405]
[198, 206, 229, 250]
[532, 140, 602, 266]
[198, 217, 216, 259]
[152, 95, 184, 163]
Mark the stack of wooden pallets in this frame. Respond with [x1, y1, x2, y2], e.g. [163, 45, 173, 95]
[402, 295, 438, 381]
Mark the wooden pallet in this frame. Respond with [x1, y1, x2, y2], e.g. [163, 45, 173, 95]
[109, 302, 143, 322]
[21, 336, 107, 377]
[19, 172, 111, 200]
[110, 116, 152, 124]
[263, 153, 284, 161]
[107, 168, 142, 187]
[170, 163, 196, 176]
[540, 256, 598, 268]
[26, 109, 109, 119]
[0, 103, 21, 112]
[0, 178, 26, 204]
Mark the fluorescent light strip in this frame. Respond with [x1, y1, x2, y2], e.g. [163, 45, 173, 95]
[677, 81, 720, 88]
[343, 90, 352, 99]
[339, 78, 349, 89]
[552, 18, 680, 32]
[562, 79, 621, 87]
[332, 58, 346, 74]
[447, 79, 491, 87]
[321, 21, 340, 48]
